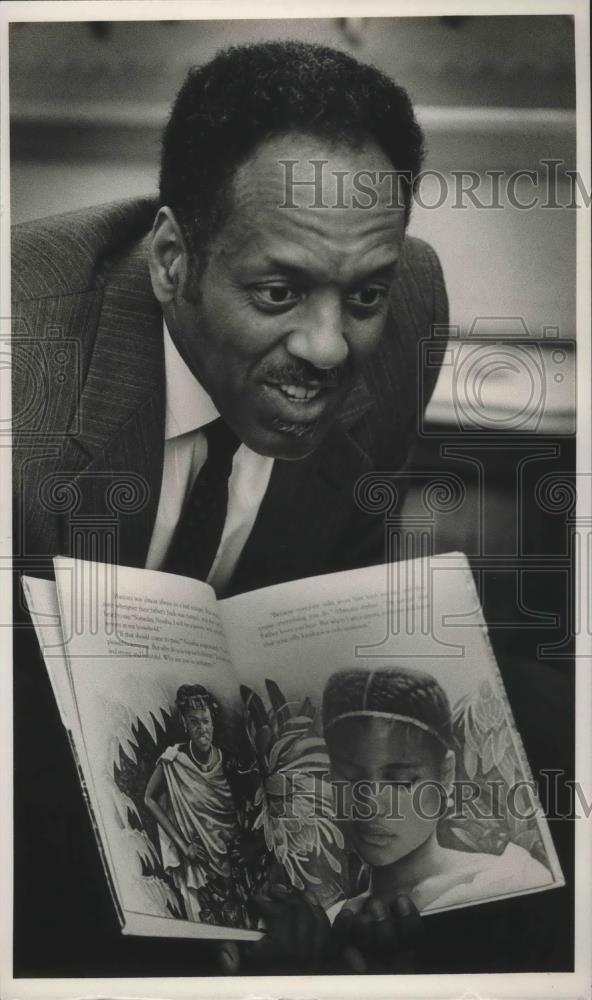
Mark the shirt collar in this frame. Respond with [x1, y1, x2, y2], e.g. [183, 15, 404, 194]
[163, 320, 219, 440]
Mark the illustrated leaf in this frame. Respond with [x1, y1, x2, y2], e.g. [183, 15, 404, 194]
[464, 746, 479, 779]
[324, 843, 344, 874]
[241, 685, 269, 731]
[277, 753, 330, 773]
[481, 732, 495, 774]
[265, 679, 292, 732]
[492, 726, 510, 769]
[498, 749, 519, 787]
[299, 697, 315, 720]
[448, 825, 481, 851]
[267, 729, 312, 773]
[255, 726, 272, 760]
[281, 716, 315, 731]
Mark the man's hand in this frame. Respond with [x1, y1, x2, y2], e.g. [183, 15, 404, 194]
[329, 893, 423, 973]
[214, 889, 423, 975]
[248, 883, 332, 971]
[215, 883, 331, 974]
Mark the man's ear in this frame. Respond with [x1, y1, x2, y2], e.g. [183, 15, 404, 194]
[148, 206, 190, 305]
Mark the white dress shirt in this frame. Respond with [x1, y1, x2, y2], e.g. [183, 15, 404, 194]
[145, 324, 274, 594]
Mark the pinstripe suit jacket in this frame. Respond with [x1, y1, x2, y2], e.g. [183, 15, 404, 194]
[12, 197, 448, 596]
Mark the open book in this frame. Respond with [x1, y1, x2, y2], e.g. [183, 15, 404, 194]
[22, 553, 563, 941]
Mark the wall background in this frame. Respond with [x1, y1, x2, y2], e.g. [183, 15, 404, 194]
[9, 15, 577, 342]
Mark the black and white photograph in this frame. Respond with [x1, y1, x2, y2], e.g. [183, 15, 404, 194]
[1, 2, 590, 998]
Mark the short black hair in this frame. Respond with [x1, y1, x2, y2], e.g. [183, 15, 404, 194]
[160, 40, 424, 263]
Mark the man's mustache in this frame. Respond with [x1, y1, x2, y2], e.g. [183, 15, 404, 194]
[260, 360, 349, 389]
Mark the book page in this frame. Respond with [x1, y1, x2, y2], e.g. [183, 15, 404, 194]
[219, 553, 564, 917]
[52, 559, 261, 938]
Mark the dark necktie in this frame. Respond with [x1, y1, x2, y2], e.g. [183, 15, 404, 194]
[163, 417, 241, 581]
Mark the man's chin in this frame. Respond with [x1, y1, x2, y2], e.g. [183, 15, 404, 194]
[244, 419, 327, 460]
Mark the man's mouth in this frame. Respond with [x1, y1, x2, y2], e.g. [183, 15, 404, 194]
[278, 383, 322, 402]
[261, 380, 335, 423]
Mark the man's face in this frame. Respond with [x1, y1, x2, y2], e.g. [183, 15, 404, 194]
[165, 134, 407, 459]
[184, 706, 214, 756]
[327, 717, 445, 869]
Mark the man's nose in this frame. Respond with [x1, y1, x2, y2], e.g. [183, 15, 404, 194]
[285, 291, 349, 370]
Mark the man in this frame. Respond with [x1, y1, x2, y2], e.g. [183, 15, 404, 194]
[14, 40, 571, 978]
[12, 40, 446, 600]
[12, 41, 444, 977]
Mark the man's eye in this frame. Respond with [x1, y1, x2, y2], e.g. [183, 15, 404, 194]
[251, 285, 300, 309]
[347, 287, 387, 310]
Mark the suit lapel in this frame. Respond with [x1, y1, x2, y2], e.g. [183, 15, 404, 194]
[59, 235, 165, 568]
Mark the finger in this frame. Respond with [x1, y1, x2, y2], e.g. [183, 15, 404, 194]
[330, 908, 355, 959]
[253, 889, 328, 970]
[250, 893, 282, 923]
[365, 896, 387, 920]
[271, 883, 318, 954]
[269, 882, 294, 900]
[300, 890, 325, 930]
[294, 893, 330, 966]
[390, 893, 423, 950]
[361, 897, 398, 954]
[242, 933, 285, 970]
[300, 889, 325, 913]
[349, 898, 397, 958]
[216, 941, 240, 975]
[341, 944, 367, 974]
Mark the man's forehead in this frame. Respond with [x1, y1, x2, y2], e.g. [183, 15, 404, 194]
[231, 131, 403, 215]
[217, 132, 406, 277]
